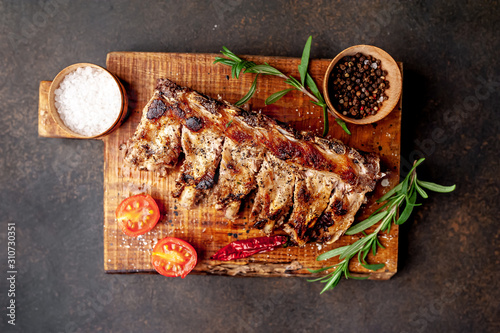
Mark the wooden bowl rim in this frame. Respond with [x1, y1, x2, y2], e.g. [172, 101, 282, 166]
[323, 45, 402, 125]
[48, 63, 127, 139]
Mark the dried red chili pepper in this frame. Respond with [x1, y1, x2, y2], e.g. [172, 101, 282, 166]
[210, 235, 289, 261]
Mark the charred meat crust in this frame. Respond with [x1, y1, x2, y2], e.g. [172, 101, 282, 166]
[156, 78, 185, 98]
[185, 116, 203, 132]
[146, 99, 167, 120]
[152, 79, 380, 190]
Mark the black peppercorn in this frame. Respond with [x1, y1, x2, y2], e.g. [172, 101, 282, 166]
[329, 52, 389, 119]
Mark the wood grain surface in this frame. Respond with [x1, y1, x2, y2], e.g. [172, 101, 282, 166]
[38, 52, 402, 279]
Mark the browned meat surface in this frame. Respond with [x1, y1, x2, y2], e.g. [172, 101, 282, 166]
[214, 138, 265, 219]
[173, 127, 225, 208]
[124, 78, 381, 246]
[251, 154, 296, 235]
[309, 183, 366, 244]
[123, 91, 182, 176]
[284, 170, 338, 246]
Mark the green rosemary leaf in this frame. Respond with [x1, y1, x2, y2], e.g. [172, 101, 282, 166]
[406, 185, 417, 206]
[235, 61, 247, 79]
[361, 263, 385, 271]
[237, 60, 257, 76]
[221, 46, 241, 62]
[305, 72, 333, 138]
[345, 211, 388, 235]
[235, 64, 243, 79]
[307, 265, 335, 274]
[320, 264, 345, 294]
[349, 275, 370, 280]
[231, 64, 237, 79]
[380, 210, 395, 231]
[386, 219, 392, 233]
[308, 274, 333, 283]
[362, 247, 370, 261]
[364, 235, 374, 248]
[357, 250, 364, 264]
[245, 64, 283, 76]
[305, 73, 322, 102]
[316, 245, 351, 261]
[335, 118, 351, 135]
[415, 182, 429, 198]
[311, 101, 325, 107]
[234, 74, 259, 106]
[213, 57, 236, 66]
[377, 183, 403, 203]
[417, 180, 456, 193]
[372, 198, 394, 215]
[343, 267, 352, 279]
[265, 88, 295, 105]
[242, 60, 257, 69]
[406, 158, 426, 178]
[339, 234, 375, 260]
[320, 277, 339, 293]
[225, 120, 233, 128]
[284, 77, 302, 90]
[396, 190, 417, 225]
[322, 105, 329, 137]
[401, 175, 409, 195]
[288, 76, 302, 88]
[359, 240, 371, 259]
[376, 237, 385, 250]
[298, 35, 313, 86]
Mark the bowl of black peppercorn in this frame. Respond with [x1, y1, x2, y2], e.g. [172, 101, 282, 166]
[323, 45, 402, 125]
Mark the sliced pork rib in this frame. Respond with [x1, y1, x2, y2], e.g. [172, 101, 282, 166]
[214, 138, 266, 219]
[284, 170, 338, 246]
[123, 92, 182, 176]
[251, 153, 296, 235]
[173, 127, 225, 208]
[309, 184, 366, 244]
[124, 78, 381, 246]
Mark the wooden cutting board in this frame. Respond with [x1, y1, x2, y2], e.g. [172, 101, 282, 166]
[38, 52, 401, 279]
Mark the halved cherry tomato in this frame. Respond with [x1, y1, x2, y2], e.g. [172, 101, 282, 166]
[151, 237, 197, 278]
[116, 194, 160, 237]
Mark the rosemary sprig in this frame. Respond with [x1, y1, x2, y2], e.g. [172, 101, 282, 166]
[311, 158, 456, 293]
[213, 36, 351, 137]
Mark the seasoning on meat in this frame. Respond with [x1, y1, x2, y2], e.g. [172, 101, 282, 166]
[124, 79, 381, 246]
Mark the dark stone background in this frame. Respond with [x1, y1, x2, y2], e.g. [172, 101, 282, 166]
[0, 1, 499, 332]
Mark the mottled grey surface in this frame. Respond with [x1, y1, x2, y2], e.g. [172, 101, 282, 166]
[0, 1, 499, 332]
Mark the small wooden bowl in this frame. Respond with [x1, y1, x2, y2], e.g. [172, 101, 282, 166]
[323, 45, 402, 125]
[48, 63, 128, 139]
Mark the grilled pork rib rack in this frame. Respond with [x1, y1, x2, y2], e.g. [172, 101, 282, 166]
[124, 79, 381, 246]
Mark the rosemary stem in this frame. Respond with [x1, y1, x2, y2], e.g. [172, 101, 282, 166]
[278, 73, 340, 120]
[313, 158, 455, 293]
[278, 72, 321, 102]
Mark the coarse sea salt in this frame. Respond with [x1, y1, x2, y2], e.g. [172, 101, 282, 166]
[54, 66, 121, 136]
